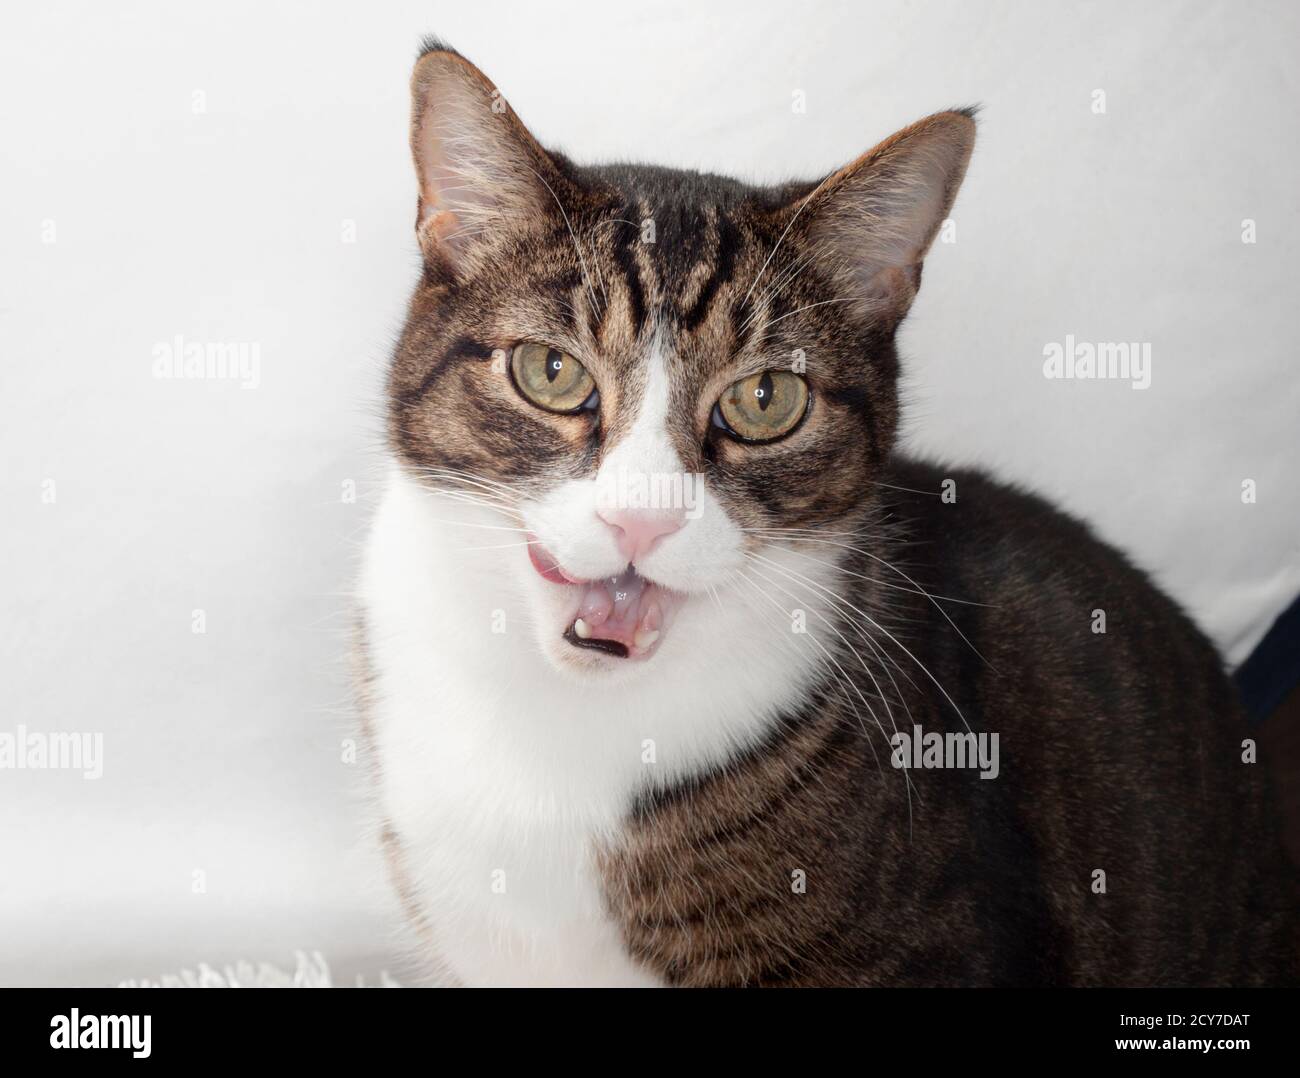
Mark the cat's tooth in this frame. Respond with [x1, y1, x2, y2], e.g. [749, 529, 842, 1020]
[635, 598, 662, 650]
[640, 597, 663, 634]
[574, 618, 593, 640]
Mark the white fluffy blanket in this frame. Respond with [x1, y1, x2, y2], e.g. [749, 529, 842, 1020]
[119, 951, 398, 988]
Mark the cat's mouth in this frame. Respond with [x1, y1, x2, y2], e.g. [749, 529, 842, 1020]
[528, 540, 672, 660]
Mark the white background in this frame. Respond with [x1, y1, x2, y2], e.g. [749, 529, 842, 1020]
[2, 1, 1297, 985]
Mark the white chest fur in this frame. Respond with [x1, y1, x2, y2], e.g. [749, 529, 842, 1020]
[357, 467, 824, 987]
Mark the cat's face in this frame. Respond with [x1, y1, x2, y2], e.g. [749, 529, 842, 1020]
[387, 42, 973, 679]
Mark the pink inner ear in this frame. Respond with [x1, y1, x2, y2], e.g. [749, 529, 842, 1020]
[415, 148, 495, 256]
[418, 204, 465, 252]
[414, 113, 504, 254]
[859, 264, 922, 306]
[839, 160, 949, 280]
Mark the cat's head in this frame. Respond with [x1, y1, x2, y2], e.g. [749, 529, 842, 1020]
[386, 40, 973, 679]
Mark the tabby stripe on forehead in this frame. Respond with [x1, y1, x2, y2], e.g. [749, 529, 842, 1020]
[611, 223, 647, 338]
[539, 268, 584, 297]
[534, 269, 586, 334]
[400, 336, 491, 411]
[681, 212, 741, 332]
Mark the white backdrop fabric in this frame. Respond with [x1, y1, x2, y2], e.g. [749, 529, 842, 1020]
[2, 0, 1297, 985]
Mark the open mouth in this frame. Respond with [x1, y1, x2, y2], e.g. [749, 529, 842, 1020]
[528, 540, 671, 660]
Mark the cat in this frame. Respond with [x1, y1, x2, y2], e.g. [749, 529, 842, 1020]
[355, 38, 1297, 987]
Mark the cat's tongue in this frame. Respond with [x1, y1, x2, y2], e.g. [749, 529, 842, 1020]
[566, 566, 665, 659]
[527, 539, 671, 659]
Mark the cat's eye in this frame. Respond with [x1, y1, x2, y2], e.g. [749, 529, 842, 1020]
[510, 342, 597, 413]
[715, 370, 810, 443]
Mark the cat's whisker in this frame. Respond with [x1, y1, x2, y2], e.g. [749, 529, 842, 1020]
[410, 468, 533, 509]
[517, 160, 601, 318]
[414, 465, 529, 499]
[740, 169, 841, 311]
[748, 531, 992, 608]
[705, 581, 725, 614]
[748, 549, 920, 709]
[738, 559, 924, 827]
[745, 550, 971, 736]
[732, 570, 890, 782]
[735, 257, 801, 334]
[741, 556, 902, 739]
[591, 217, 642, 231]
[728, 572, 878, 759]
[439, 226, 493, 245]
[735, 252, 815, 334]
[414, 487, 518, 517]
[415, 513, 533, 535]
[415, 477, 514, 501]
[747, 528, 997, 663]
[588, 234, 608, 309]
[743, 552, 920, 727]
[869, 479, 947, 497]
[733, 568, 894, 748]
[758, 297, 856, 331]
[421, 491, 515, 516]
[743, 296, 859, 353]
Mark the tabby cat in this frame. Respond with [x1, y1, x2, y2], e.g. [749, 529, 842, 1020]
[355, 39, 1296, 986]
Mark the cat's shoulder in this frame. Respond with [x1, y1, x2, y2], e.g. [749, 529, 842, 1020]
[882, 455, 1201, 635]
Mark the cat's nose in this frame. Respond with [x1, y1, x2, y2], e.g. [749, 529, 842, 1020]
[597, 507, 686, 565]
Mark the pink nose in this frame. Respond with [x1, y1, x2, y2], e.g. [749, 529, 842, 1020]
[597, 507, 686, 564]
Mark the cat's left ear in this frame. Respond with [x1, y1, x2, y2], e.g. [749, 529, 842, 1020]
[792, 109, 976, 324]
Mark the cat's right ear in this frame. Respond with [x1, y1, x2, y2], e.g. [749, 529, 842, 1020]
[783, 108, 976, 328]
[409, 41, 563, 276]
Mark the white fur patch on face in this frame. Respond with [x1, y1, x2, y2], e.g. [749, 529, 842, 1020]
[523, 345, 745, 592]
[517, 340, 752, 676]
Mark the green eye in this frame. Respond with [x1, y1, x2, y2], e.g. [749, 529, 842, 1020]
[717, 370, 810, 443]
[510, 342, 596, 413]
